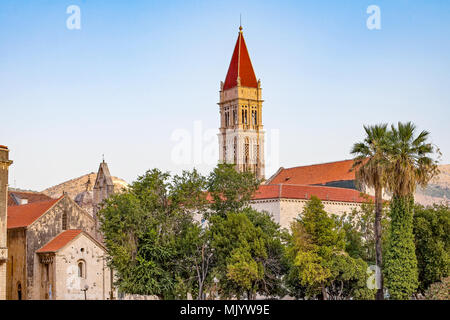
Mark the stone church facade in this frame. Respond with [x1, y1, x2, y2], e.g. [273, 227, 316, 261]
[0, 150, 117, 300]
[6, 195, 113, 300]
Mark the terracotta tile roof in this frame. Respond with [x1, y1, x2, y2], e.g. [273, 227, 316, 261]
[0, 145, 8, 149]
[7, 193, 16, 207]
[7, 197, 61, 229]
[8, 191, 53, 206]
[253, 184, 373, 203]
[223, 27, 258, 90]
[36, 229, 82, 253]
[268, 159, 357, 186]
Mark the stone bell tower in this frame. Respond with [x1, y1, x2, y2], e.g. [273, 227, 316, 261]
[218, 25, 265, 180]
[93, 160, 114, 241]
[0, 145, 13, 300]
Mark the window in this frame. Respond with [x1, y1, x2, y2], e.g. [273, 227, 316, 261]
[78, 260, 86, 278]
[244, 137, 250, 166]
[62, 211, 68, 230]
[17, 282, 22, 300]
[233, 137, 237, 164]
[256, 144, 260, 165]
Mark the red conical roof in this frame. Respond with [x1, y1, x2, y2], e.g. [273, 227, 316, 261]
[223, 27, 258, 90]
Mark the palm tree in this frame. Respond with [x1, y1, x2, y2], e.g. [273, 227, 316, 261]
[383, 122, 440, 299]
[351, 124, 390, 300]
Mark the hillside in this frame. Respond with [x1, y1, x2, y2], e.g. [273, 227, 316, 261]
[42, 172, 128, 199]
[414, 164, 450, 206]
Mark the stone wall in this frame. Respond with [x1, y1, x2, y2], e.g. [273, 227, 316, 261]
[52, 233, 111, 300]
[0, 146, 12, 300]
[251, 198, 362, 230]
[26, 196, 96, 299]
[6, 228, 26, 300]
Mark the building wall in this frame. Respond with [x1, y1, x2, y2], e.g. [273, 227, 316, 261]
[53, 234, 111, 300]
[6, 228, 26, 300]
[251, 198, 362, 230]
[249, 200, 281, 224]
[0, 146, 12, 299]
[34, 254, 55, 300]
[26, 197, 96, 300]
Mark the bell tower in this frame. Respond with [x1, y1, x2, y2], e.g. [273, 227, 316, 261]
[0, 145, 13, 300]
[218, 26, 265, 180]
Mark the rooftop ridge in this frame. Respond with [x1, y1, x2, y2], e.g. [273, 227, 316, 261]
[282, 159, 354, 171]
[42, 172, 96, 192]
[265, 183, 361, 191]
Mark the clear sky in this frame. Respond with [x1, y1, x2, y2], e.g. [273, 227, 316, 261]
[1, 0, 449, 191]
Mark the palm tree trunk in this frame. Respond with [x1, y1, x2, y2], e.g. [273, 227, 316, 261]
[374, 187, 384, 300]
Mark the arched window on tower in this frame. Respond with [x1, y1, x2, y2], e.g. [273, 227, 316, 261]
[223, 145, 227, 163]
[244, 137, 250, 169]
[234, 137, 237, 164]
[256, 144, 260, 166]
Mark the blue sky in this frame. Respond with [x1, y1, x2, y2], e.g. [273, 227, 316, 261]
[1, 0, 449, 191]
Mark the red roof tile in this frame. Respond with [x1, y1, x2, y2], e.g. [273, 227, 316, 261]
[8, 191, 53, 206]
[223, 27, 258, 90]
[7, 197, 61, 229]
[268, 159, 357, 186]
[253, 184, 373, 203]
[36, 230, 82, 253]
[0, 145, 8, 149]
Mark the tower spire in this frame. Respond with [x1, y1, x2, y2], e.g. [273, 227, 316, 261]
[223, 24, 257, 90]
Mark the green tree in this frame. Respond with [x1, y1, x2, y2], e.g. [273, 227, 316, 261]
[384, 122, 440, 299]
[413, 204, 450, 293]
[244, 208, 289, 298]
[210, 211, 266, 299]
[336, 198, 389, 265]
[351, 124, 390, 299]
[207, 163, 260, 218]
[99, 169, 208, 299]
[209, 208, 286, 299]
[286, 196, 374, 299]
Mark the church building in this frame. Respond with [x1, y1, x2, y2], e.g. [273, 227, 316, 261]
[216, 28, 373, 228]
[6, 195, 113, 300]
